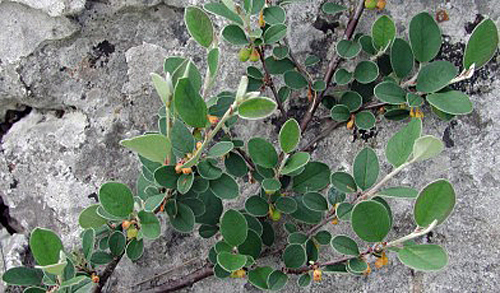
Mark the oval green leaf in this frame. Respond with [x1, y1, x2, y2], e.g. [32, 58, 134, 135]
[398, 244, 448, 271]
[238, 97, 277, 120]
[414, 179, 456, 227]
[409, 12, 442, 62]
[98, 182, 134, 219]
[351, 200, 391, 242]
[416, 61, 458, 93]
[184, 6, 213, 48]
[353, 147, 379, 190]
[279, 118, 301, 153]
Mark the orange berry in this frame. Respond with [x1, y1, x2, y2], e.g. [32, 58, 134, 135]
[122, 220, 131, 230]
[259, 10, 266, 28]
[376, 0, 386, 10]
[196, 141, 203, 149]
[346, 116, 355, 130]
[175, 163, 183, 174]
[207, 115, 219, 124]
[91, 273, 100, 283]
[230, 269, 246, 278]
[313, 269, 322, 281]
[182, 167, 192, 174]
[331, 217, 339, 225]
[364, 263, 372, 275]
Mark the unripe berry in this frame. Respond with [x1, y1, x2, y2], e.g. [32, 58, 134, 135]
[271, 209, 281, 221]
[365, 0, 377, 10]
[249, 48, 260, 62]
[127, 227, 138, 239]
[238, 47, 252, 62]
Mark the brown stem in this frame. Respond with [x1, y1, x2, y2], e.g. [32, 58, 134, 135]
[235, 148, 256, 171]
[299, 0, 366, 132]
[287, 248, 371, 274]
[92, 254, 123, 293]
[256, 46, 287, 118]
[144, 263, 214, 293]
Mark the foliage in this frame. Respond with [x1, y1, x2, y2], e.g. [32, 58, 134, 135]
[2, 1, 498, 292]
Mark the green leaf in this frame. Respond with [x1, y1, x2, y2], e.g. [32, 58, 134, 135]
[391, 38, 414, 78]
[82, 229, 94, 260]
[281, 152, 310, 175]
[336, 40, 361, 59]
[199, 224, 218, 238]
[196, 190, 223, 225]
[273, 46, 289, 59]
[305, 55, 321, 66]
[372, 15, 396, 51]
[378, 186, 418, 198]
[412, 135, 444, 162]
[328, 187, 346, 205]
[248, 266, 273, 290]
[360, 35, 376, 55]
[91, 251, 113, 265]
[225, 152, 249, 177]
[261, 221, 275, 246]
[98, 182, 134, 219]
[323, 263, 348, 274]
[407, 93, 423, 107]
[217, 252, 247, 272]
[214, 264, 231, 279]
[386, 118, 422, 167]
[355, 111, 376, 130]
[427, 89, 473, 115]
[171, 59, 203, 91]
[297, 273, 311, 287]
[179, 198, 206, 217]
[154, 166, 180, 188]
[336, 202, 353, 221]
[238, 230, 262, 259]
[247, 66, 264, 79]
[248, 138, 278, 168]
[351, 200, 391, 242]
[151, 73, 171, 105]
[222, 24, 249, 45]
[330, 105, 351, 122]
[2, 267, 43, 286]
[30, 228, 63, 267]
[288, 232, 308, 244]
[330, 172, 357, 193]
[416, 61, 458, 93]
[264, 57, 296, 75]
[174, 78, 208, 128]
[331, 235, 359, 256]
[245, 214, 263, 236]
[279, 118, 301, 153]
[210, 173, 240, 200]
[198, 159, 223, 180]
[262, 178, 281, 193]
[347, 258, 367, 273]
[321, 2, 347, 14]
[208, 141, 234, 158]
[334, 68, 352, 85]
[340, 91, 362, 112]
[290, 197, 323, 224]
[303, 192, 328, 211]
[204, 3, 243, 25]
[170, 203, 195, 233]
[238, 97, 277, 120]
[314, 230, 332, 245]
[245, 195, 269, 217]
[108, 231, 126, 256]
[79, 204, 106, 229]
[292, 162, 330, 193]
[283, 244, 306, 268]
[59, 275, 89, 289]
[464, 18, 499, 69]
[354, 61, 379, 84]
[138, 211, 161, 239]
[164, 56, 185, 75]
[374, 81, 407, 105]
[353, 147, 379, 190]
[275, 196, 297, 214]
[267, 270, 288, 291]
[184, 6, 213, 48]
[409, 12, 442, 62]
[120, 134, 171, 164]
[398, 244, 448, 271]
[284, 70, 308, 90]
[414, 179, 455, 227]
[263, 6, 286, 24]
[126, 238, 144, 261]
[171, 119, 195, 157]
[192, 176, 209, 193]
[221, 209, 248, 246]
[177, 172, 194, 194]
[264, 24, 287, 44]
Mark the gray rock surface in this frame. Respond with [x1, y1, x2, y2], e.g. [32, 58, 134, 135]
[0, 0, 499, 292]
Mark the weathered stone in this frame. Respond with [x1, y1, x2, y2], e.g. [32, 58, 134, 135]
[1, 0, 86, 17]
[0, 0, 499, 292]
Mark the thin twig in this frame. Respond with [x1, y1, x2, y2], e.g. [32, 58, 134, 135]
[256, 46, 287, 118]
[134, 257, 199, 287]
[235, 148, 256, 171]
[144, 263, 214, 293]
[286, 248, 371, 274]
[92, 254, 123, 293]
[299, 0, 366, 132]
